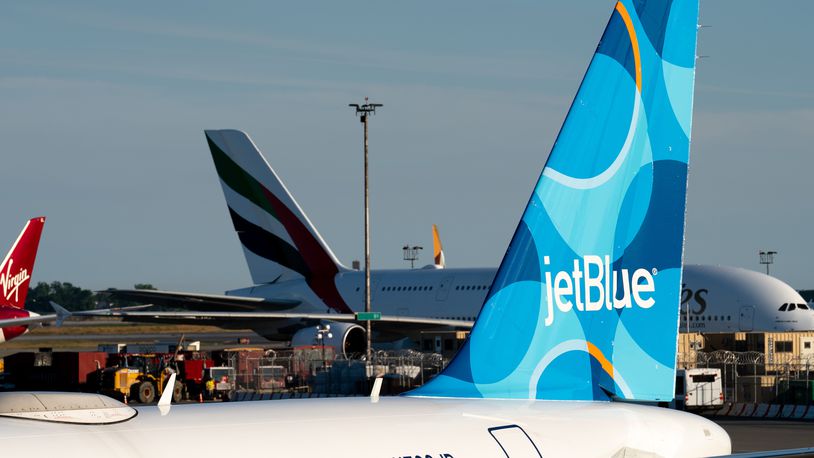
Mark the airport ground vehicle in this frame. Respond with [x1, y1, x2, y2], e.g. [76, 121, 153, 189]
[100, 354, 181, 403]
[255, 365, 288, 391]
[204, 366, 236, 401]
[674, 368, 724, 411]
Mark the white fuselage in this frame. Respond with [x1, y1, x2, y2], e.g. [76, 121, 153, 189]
[228, 264, 813, 333]
[0, 396, 731, 457]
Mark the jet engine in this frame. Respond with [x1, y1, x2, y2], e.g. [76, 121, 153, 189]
[290, 322, 366, 359]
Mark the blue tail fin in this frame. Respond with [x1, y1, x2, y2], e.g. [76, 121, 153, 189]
[410, 0, 699, 402]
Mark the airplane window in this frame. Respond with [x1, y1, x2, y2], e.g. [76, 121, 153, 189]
[455, 286, 459, 290]
[789, 303, 797, 311]
[728, 316, 731, 320]
[779, 303, 788, 312]
[799, 303, 810, 310]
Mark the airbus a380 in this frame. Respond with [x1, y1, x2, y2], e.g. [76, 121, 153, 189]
[102, 127, 811, 354]
[0, 1, 737, 455]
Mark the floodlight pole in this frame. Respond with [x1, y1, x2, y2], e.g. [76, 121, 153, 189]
[349, 98, 382, 363]
[759, 250, 777, 276]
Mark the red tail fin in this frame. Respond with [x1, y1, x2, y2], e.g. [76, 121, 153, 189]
[0, 217, 45, 309]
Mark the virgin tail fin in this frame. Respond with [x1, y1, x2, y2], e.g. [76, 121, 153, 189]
[0, 217, 46, 309]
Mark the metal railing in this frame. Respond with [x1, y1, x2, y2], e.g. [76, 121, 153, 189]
[222, 349, 447, 397]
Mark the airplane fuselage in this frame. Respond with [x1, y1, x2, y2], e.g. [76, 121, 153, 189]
[226, 264, 812, 336]
[0, 306, 32, 343]
[0, 396, 730, 457]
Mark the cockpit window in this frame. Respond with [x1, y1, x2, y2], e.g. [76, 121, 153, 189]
[789, 303, 797, 311]
[779, 303, 789, 312]
[798, 303, 810, 310]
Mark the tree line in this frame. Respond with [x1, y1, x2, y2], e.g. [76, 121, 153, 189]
[23, 282, 156, 315]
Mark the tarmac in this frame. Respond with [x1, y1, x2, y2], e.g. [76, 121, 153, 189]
[714, 418, 814, 454]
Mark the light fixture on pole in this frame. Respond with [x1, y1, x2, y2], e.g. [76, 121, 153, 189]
[403, 245, 423, 269]
[315, 324, 333, 371]
[348, 98, 382, 363]
[759, 250, 777, 276]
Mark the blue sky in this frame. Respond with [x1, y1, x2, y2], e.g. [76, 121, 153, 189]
[1, 1, 812, 292]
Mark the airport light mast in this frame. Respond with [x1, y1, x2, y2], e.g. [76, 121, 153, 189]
[759, 250, 778, 276]
[403, 245, 423, 269]
[349, 98, 382, 363]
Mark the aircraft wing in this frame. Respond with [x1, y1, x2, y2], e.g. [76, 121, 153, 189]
[99, 289, 301, 312]
[0, 314, 59, 328]
[83, 309, 474, 331]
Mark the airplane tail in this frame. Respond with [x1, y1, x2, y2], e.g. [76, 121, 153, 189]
[432, 224, 445, 268]
[411, 0, 699, 402]
[0, 217, 45, 309]
[204, 130, 352, 313]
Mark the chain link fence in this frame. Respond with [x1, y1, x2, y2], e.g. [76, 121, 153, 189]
[220, 348, 448, 397]
[678, 350, 814, 404]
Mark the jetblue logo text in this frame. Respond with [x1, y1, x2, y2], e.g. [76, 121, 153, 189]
[543, 255, 656, 327]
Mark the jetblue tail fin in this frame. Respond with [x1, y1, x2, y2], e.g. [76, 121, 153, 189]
[0, 217, 45, 309]
[412, 0, 699, 402]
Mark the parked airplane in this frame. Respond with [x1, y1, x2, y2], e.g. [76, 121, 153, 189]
[432, 225, 811, 334]
[681, 264, 812, 333]
[0, 217, 46, 343]
[102, 126, 812, 355]
[0, 1, 734, 454]
[0, 219, 151, 338]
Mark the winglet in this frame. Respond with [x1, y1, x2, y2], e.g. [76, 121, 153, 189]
[48, 301, 72, 326]
[370, 376, 383, 403]
[158, 372, 177, 409]
[432, 224, 445, 268]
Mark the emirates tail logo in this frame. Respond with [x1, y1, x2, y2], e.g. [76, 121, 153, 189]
[1, 259, 30, 303]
